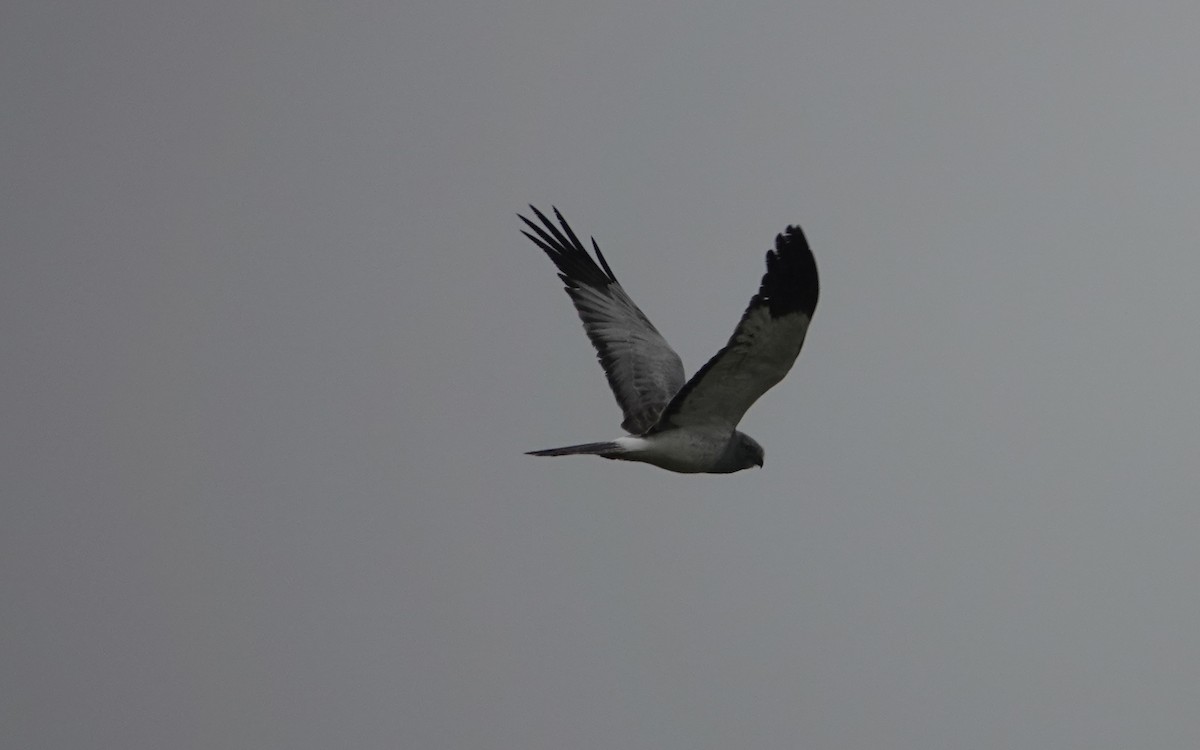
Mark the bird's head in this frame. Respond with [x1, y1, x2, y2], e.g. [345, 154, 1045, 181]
[735, 432, 765, 470]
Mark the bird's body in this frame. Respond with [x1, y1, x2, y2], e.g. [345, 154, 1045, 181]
[520, 207, 818, 474]
[528, 428, 762, 474]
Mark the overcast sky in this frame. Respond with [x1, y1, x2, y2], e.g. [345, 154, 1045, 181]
[4, 2, 1200, 748]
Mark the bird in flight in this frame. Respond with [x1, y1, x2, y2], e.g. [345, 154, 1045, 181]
[520, 206, 819, 474]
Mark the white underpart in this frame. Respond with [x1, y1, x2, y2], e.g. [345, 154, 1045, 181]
[612, 429, 735, 473]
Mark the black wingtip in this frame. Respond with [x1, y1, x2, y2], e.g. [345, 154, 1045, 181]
[758, 225, 819, 318]
[518, 206, 618, 287]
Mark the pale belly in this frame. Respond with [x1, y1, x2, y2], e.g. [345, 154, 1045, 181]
[614, 428, 734, 474]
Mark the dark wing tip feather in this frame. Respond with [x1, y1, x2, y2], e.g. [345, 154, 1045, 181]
[518, 205, 616, 288]
[592, 239, 618, 282]
[756, 225, 819, 318]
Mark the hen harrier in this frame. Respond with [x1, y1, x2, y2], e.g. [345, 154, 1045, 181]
[520, 207, 818, 473]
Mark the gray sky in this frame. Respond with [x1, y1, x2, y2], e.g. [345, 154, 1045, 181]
[4, 2, 1200, 748]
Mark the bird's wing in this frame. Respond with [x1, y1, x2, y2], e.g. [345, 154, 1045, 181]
[520, 206, 686, 434]
[650, 225, 818, 433]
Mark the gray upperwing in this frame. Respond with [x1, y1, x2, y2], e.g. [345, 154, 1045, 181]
[651, 225, 819, 432]
[520, 206, 686, 434]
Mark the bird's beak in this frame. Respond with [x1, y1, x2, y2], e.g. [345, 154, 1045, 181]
[755, 457, 764, 468]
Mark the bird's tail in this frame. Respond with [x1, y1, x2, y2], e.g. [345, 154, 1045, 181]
[526, 441, 621, 458]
